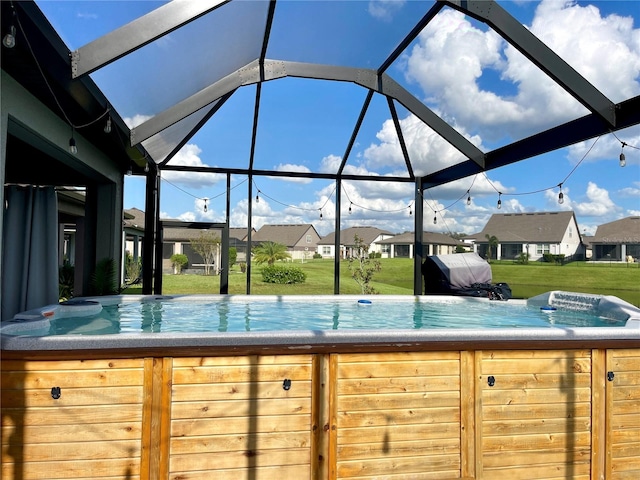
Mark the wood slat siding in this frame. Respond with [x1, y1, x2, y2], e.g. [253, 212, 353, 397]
[479, 350, 593, 479]
[334, 352, 462, 479]
[606, 349, 640, 480]
[2, 348, 639, 480]
[168, 355, 313, 480]
[1, 359, 145, 480]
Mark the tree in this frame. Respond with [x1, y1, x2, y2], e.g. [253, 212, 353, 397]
[170, 253, 188, 274]
[485, 234, 499, 262]
[190, 231, 221, 275]
[253, 241, 291, 265]
[347, 234, 382, 294]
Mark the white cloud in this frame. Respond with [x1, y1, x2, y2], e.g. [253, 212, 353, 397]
[123, 114, 152, 129]
[572, 181, 621, 217]
[160, 144, 224, 187]
[403, 1, 640, 141]
[368, 0, 405, 21]
[272, 164, 313, 184]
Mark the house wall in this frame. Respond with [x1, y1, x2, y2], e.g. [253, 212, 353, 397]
[1, 71, 124, 297]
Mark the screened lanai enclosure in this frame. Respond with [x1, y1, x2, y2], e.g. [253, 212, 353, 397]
[1, 0, 639, 305]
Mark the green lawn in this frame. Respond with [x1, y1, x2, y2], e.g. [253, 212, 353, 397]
[124, 258, 639, 307]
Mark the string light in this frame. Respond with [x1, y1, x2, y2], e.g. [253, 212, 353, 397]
[126, 164, 132, 176]
[203, 198, 208, 213]
[68, 128, 77, 154]
[408, 204, 412, 216]
[3, 25, 16, 49]
[103, 116, 112, 134]
[466, 191, 471, 206]
[348, 203, 352, 214]
[557, 184, 564, 205]
[433, 212, 437, 224]
[144, 162, 149, 173]
[496, 192, 502, 210]
[319, 210, 323, 220]
[619, 142, 626, 167]
[255, 191, 260, 203]
[3, 4, 16, 49]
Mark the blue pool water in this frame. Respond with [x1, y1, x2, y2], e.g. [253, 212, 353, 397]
[11, 295, 628, 337]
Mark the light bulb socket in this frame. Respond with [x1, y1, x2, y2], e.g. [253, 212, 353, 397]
[466, 196, 471, 206]
[619, 152, 626, 167]
[558, 192, 564, 204]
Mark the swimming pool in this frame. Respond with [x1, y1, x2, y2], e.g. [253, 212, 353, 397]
[2, 292, 639, 480]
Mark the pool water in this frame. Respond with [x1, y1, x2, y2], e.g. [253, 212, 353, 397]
[19, 296, 626, 336]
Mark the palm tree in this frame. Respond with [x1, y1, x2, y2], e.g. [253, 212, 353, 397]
[485, 234, 499, 262]
[252, 241, 291, 265]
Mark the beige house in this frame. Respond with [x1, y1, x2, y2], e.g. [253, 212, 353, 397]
[251, 224, 321, 261]
[470, 211, 584, 262]
[590, 216, 640, 262]
[317, 226, 394, 259]
[377, 231, 465, 258]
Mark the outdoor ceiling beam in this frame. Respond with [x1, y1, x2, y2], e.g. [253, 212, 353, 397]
[338, 90, 374, 176]
[161, 164, 415, 183]
[248, 83, 262, 171]
[387, 97, 415, 179]
[442, 0, 616, 127]
[378, 1, 444, 75]
[421, 94, 640, 189]
[130, 59, 261, 145]
[158, 91, 235, 167]
[71, 0, 231, 78]
[132, 59, 485, 169]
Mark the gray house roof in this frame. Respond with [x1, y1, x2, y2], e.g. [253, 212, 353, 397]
[319, 226, 394, 246]
[473, 211, 579, 243]
[377, 231, 463, 246]
[591, 217, 640, 244]
[251, 224, 320, 247]
[123, 207, 146, 234]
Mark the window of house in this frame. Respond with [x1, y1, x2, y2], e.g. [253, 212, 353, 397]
[306, 235, 312, 243]
[536, 244, 550, 255]
[322, 246, 331, 255]
[381, 244, 390, 253]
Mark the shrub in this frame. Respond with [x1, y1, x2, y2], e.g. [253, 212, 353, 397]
[516, 252, 529, 264]
[59, 261, 74, 301]
[313, 253, 323, 259]
[261, 264, 307, 284]
[239, 262, 247, 273]
[170, 253, 188, 274]
[90, 258, 118, 295]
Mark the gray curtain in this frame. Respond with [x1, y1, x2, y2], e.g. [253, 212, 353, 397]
[2, 185, 59, 321]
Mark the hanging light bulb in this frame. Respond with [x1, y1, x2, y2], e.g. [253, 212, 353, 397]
[348, 203, 352, 214]
[433, 212, 437, 224]
[68, 129, 77, 154]
[144, 162, 149, 173]
[497, 193, 502, 210]
[126, 164, 132, 176]
[466, 193, 471, 206]
[104, 116, 112, 134]
[408, 205, 412, 216]
[3, 25, 16, 49]
[319, 210, 323, 220]
[203, 198, 208, 213]
[619, 142, 626, 167]
[558, 184, 564, 205]
[255, 192, 260, 203]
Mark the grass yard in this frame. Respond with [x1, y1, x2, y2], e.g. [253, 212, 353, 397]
[124, 258, 639, 307]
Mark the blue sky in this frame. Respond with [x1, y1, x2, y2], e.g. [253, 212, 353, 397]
[37, 0, 640, 237]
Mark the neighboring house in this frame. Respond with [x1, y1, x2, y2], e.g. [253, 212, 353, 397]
[376, 231, 466, 258]
[251, 224, 321, 261]
[162, 224, 252, 273]
[471, 211, 584, 262]
[317, 226, 394, 259]
[123, 208, 146, 266]
[590, 216, 640, 262]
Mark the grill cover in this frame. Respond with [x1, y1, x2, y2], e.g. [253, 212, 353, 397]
[422, 253, 492, 294]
